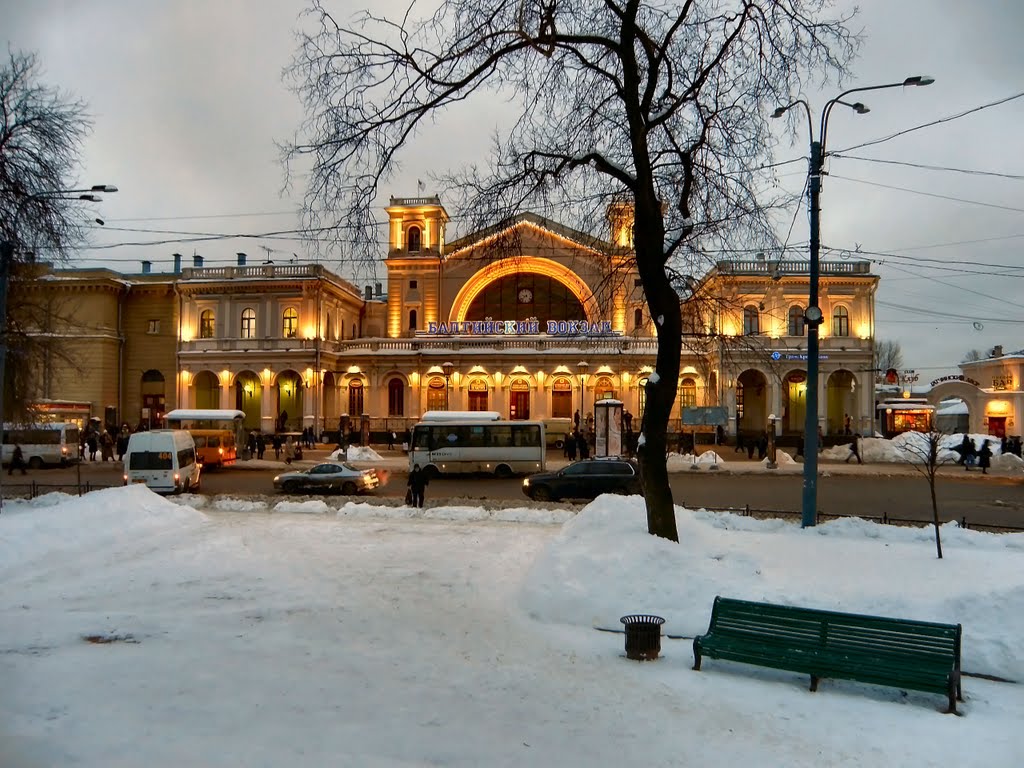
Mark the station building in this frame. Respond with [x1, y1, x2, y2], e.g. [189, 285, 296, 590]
[18, 197, 881, 440]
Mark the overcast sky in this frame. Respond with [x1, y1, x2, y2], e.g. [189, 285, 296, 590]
[4, 0, 1024, 376]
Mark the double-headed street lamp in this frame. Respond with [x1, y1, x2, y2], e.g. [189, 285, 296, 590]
[577, 361, 589, 425]
[771, 77, 932, 528]
[0, 185, 117, 510]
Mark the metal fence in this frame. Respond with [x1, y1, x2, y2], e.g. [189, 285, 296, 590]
[1, 482, 118, 501]
[689, 503, 1024, 534]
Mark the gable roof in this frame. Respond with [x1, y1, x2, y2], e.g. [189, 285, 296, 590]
[444, 212, 616, 260]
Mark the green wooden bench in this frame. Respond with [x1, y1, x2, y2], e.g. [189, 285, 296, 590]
[692, 596, 963, 713]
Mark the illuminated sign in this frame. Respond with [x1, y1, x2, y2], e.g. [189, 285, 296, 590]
[992, 375, 1014, 391]
[426, 320, 614, 336]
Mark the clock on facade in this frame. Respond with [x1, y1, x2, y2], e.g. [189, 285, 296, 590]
[518, 288, 534, 304]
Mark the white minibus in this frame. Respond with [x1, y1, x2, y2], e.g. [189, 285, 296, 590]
[123, 429, 202, 494]
[2, 422, 81, 468]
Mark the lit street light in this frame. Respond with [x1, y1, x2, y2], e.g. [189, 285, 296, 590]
[0, 185, 117, 510]
[441, 361, 455, 410]
[772, 77, 932, 527]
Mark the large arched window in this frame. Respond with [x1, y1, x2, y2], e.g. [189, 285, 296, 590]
[240, 308, 256, 339]
[832, 305, 850, 337]
[388, 378, 405, 417]
[680, 377, 697, 408]
[282, 307, 298, 338]
[743, 305, 760, 335]
[407, 225, 422, 252]
[788, 305, 806, 337]
[199, 309, 215, 339]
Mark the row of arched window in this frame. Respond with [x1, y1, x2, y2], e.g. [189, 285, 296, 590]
[742, 305, 852, 337]
[198, 307, 304, 340]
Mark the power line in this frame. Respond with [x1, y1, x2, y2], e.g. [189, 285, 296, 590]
[831, 91, 1024, 154]
[831, 154, 1024, 181]
[827, 177, 1024, 217]
[105, 210, 301, 223]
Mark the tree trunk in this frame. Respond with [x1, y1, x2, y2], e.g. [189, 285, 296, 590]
[930, 475, 943, 559]
[634, 205, 680, 542]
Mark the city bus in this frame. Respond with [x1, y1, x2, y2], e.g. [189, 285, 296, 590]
[163, 409, 244, 468]
[409, 411, 546, 477]
[1, 422, 81, 468]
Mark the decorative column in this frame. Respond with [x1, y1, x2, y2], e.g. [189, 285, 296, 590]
[261, 372, 275, 433]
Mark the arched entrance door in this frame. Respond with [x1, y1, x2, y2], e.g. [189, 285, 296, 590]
[736, 369, 768, 437]
[509, 378, 531, 420]
[782, 369, 808, 434]
[193, 371, 219, 410]
[276, 370, 303, 432]
[826, 370, 858, 435]
[141, 369, 166, 427]
[322, 371, 340, 428]
[234, 370, 262, 430]
[468, 378, 489, 411]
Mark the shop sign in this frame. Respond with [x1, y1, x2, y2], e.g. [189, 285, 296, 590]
[426, 319, 615, 336]
[787, 372, 806, 383]
[469, 379, 488, 392]
[929, 374, 981, 387]
[510, 379, 530, 391]
[770, 352, 829, 361]
[992, 375, 1014, 391]
[552, 377, 572, 391]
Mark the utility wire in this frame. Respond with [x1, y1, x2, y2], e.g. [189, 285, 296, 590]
[828, 174, 1024, 215]
[831, 91, 1024, 154]
[831, 154, 1024, 181]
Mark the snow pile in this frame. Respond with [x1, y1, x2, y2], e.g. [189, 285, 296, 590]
[327, 445, 385, 461]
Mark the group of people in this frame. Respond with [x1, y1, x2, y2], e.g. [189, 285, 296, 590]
[80, 423, 133, 463]
[956, 435, 994, 474]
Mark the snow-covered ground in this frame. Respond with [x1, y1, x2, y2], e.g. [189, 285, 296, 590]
[2, 485, 1022, 766]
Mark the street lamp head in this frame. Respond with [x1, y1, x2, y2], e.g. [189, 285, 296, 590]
[78, 194, 101, 202]
[770, 106, 788, 119]
[851, 102, 870, 114]
[441, 361, 455, 377]
[576, 361, 589, 374]
[90, 184, 119, 193]
[903, 75, 935, 87]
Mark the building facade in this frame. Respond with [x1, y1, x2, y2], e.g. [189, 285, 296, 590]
[22, 198, 880, 440]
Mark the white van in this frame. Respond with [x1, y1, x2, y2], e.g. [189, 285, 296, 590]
[123, 429, 201, 494]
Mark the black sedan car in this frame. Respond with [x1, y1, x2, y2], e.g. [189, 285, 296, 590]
[522, 458, 642, 502]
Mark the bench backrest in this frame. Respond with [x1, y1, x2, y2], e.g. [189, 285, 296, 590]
[709, 597, 961, 662]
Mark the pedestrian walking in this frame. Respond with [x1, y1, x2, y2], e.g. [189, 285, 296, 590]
[407, 463, 428, 508]
[284, 437, 296, 464]
[256, 433, 266, 460]
[978, 440, 993, 475]
[116, 427, 130, 462]
[577, 430, 590, 460]
[100, 430, 114, 462]
[272, 434, 282, 461]
[845, 433, 862, 464]
[8, 444, 27, 475]
[964, 437, 977, 471]
[388, 431, 396, 450]
[565, 430, 578, 461]
[86, 433, 98, 462]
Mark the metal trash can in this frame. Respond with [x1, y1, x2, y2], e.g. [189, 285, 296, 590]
[620, 614, 665, 661]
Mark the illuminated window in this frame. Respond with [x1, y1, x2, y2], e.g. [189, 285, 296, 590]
[743, 305, 760, 335]
[240, 308, 256, 339]
[680, 377, 697, 407]
[199, 309, 215, 339]
[283, 307, 298, 338]
[407, 226, 422, 252]
[788, 306, 805, 337]
[833, 306, 850, 337]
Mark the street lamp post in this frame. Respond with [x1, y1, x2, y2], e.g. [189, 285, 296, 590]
[577, 360, 589, 427]
[441, 361, 455, 410]
[0, 186, 117, 511]
[772, 77, 932, 527]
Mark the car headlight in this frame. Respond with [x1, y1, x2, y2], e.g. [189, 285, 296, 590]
[523, 478, 530, 487]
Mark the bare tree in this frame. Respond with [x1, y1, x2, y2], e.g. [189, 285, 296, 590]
[898, 430, 957, 559]
[285, 1, 856, 540]
[961, 348, 984, 363]
[873, 339, 902, 373]
[1, 50, 94, 419]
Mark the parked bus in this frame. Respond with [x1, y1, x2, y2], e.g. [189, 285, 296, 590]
[1, 422, 81, 468]
[164, 409, 245, 467]
[409, 412, 546, 477]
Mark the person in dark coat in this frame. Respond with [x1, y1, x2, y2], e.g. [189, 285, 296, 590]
[957, 434, 971, 466]
[978, 440, 993, 475]
[407, 463, 429, 508]
[845, 433, 863, 464]
[8, 444, 27, 475]
[272, 434, 282, 461]
[86, 433, 98, 462]
[565, 431, 578, 461]
[577, 430, 590, 460]
[964, 437, 977, 471]
[116, 427, 130, 462]
[757, 432, 768, 461]
[256, 433, 266, 460]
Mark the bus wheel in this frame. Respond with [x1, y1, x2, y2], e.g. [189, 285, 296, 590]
[28, 457, 44, 470]
[494, 464, 514, 479]
[424, 465, 440, 480]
